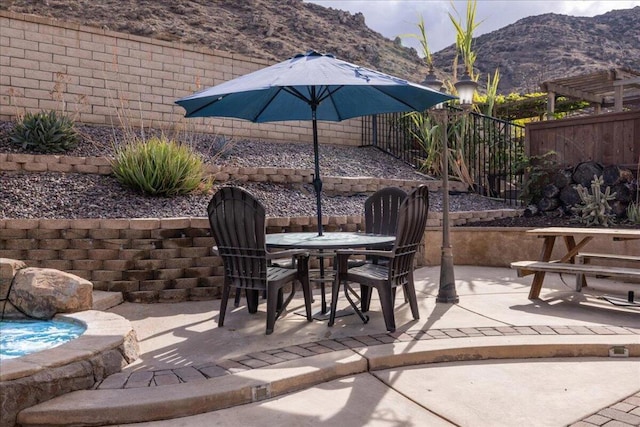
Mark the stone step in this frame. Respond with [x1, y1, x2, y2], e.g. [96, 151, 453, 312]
[92, 290, 124, 311]
[16, 335, 639, 426]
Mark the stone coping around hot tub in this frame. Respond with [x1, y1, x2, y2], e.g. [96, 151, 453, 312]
[0, 310, 139, 382]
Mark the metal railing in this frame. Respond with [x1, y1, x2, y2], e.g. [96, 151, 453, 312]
[362, 106, 526, 206]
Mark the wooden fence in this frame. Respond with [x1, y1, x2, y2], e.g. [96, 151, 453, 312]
[525, 110, 640, 168]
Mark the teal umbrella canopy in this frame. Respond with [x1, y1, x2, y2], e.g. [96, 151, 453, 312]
[176, 50, 455, 234]
[176, 50, 454, 122]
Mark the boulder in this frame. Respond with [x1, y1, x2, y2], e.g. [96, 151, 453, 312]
[9, 268, 93, 319]
[0, 258, 27, 300]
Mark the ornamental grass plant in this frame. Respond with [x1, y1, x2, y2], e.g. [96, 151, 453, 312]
[111, 136, 210, 196]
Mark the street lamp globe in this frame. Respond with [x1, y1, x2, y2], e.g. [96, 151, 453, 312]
[422, 68, 445, 109]
[454, 71, 478, 106]
[422, 68, 443, 92]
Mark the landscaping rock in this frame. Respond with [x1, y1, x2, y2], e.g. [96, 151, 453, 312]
[8, 268, 93, 319]
[0, 258, 27, 300]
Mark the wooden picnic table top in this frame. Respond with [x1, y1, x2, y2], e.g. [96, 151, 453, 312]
[526, 227, 640, 239]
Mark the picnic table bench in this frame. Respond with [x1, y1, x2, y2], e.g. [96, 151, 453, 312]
[510, 227, 640, 299]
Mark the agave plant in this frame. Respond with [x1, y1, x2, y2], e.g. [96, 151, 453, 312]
[10, 110, 79, 153]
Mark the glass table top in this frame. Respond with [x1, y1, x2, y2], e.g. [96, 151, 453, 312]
[266, 232, 395, 249]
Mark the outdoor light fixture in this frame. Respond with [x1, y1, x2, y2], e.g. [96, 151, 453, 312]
[434, 70, 477, 304]
[422, 67, 445, 109]
[454, 71, 478, 106]
[422, 67, 443, 92]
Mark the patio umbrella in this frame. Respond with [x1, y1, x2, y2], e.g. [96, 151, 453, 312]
[175, 50, 454, 235]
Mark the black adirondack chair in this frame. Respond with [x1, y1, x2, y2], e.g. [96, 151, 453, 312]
[207, 186, 313, 335]
[357, 187, 407, 312]
[329, 185, 429, 332]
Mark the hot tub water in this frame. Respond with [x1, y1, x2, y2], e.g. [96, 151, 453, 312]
[0, 319, 86, 360]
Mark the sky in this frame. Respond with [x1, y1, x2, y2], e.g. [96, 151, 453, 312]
[305, 1, 640, 53]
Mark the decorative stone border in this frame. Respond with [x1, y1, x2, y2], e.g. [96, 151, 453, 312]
[0, 153, 470, 193]
[15, 325, 640, 427]
[94, 324, 640, 389]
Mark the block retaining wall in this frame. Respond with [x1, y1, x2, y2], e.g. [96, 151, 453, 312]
[0, 214, 521, 303]
[0, 152, 470, 193]
[1, 149, 522, 304]
[0, 10, 362, 146]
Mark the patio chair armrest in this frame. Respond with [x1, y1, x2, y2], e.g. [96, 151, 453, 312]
[335, 248, 393, 259]
[266, 248, 309, 260]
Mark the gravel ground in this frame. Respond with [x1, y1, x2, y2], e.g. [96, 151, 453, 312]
[0, 122, 513, 219]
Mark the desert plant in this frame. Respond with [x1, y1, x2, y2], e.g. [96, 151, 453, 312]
[518, 150, 558, 205]
[403, 111, 442, 176]
[111, 136, 210, 196]
[626, 157, 640, 224]
[627, 201, 640, 225]
[10, 110, 79, 153]
[571, 175, 617, 227]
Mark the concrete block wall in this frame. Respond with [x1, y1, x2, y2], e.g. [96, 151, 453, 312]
[0, 10, 362, 146]
[0, 207, 522, 303]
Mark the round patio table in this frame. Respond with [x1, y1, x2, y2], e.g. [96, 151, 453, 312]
[266, 232, 395, 250]
[266, 232, 395, 315]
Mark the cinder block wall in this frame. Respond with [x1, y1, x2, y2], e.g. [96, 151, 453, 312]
[0, 10, 362, 146]
[0, 205, 522, 303]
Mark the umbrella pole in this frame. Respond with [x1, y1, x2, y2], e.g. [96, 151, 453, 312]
[312, 108, 323, 236]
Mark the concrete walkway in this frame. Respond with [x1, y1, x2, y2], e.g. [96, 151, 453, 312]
[18, 266, 640, 426]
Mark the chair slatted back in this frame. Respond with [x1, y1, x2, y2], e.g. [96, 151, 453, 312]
[207, 187, 268, 291]
[388, 185, 429, 287]
[364, 187, 407, 236]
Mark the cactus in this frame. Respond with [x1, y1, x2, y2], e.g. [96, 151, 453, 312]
[571, 175, 616, 227]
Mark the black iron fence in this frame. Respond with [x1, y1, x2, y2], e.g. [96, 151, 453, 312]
[362, 106, 526, 206]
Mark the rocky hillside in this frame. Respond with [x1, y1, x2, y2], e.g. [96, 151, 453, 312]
[2, 0, 639, 95]
[433, 6, 640, 94]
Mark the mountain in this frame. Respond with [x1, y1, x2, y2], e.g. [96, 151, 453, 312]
[432, 6, 640, 94]
[2, 1, 639, 95]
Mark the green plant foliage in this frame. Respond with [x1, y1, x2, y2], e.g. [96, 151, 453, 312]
[111, 136, 210, 196]
[628, 158, 640, 224]
[627, 202, 640, 225]
[518, 151, 558, 205]
[10, 110, 79, 153]
[571, 175, 617, 227]
[403, 111, 442, 176]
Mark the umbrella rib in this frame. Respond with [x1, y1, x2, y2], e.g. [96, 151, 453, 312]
[282, 85, 346, 119]
[183, 97, 221, 117]
[370, 86, 425, 111]
[251, 87, 286, 122]
[319, 86, 345, 120]
[283, 86, 314, 105]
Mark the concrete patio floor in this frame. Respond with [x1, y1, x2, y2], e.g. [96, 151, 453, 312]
[18, 265, 640, 427]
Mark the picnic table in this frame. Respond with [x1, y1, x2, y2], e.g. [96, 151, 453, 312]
[510, 227, 640, 299]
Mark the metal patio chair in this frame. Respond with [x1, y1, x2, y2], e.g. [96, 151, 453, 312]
[207, 186, 312, 335]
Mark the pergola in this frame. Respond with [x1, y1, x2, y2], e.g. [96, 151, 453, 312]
[540, 67, 640, 119]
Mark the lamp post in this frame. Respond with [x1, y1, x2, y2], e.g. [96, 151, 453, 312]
[429, 70, 477, 304]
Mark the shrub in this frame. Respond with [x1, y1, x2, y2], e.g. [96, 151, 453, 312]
[111, 136, 210, 196]
[10, 110, 79, 153]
